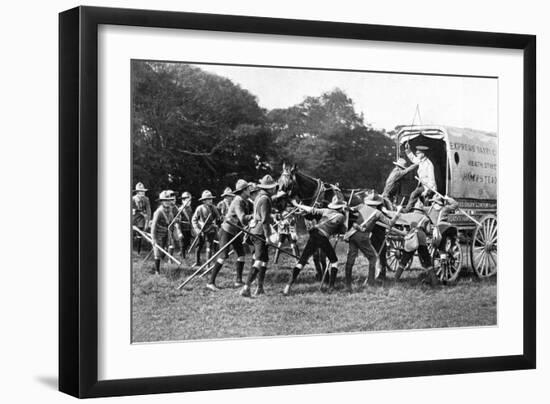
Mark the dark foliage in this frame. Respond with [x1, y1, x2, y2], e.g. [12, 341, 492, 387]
[132, 62, 396, 203]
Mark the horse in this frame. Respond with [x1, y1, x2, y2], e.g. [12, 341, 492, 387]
[277, 163, 371, 207]
[276, 163, 392, 281]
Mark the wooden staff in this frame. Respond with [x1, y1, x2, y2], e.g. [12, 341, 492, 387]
[139, 249, 153, 265]
[187, 213, 213, 254]
[177, 231, 243, 290]
[198, 249, 236, 279]
[168, 199, 191, 230]
[132, 226, 181, 265]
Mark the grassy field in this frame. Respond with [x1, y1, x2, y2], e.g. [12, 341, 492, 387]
[131, 240, 497, 343]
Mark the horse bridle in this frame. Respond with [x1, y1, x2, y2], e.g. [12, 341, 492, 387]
[280, 169, 325, 207]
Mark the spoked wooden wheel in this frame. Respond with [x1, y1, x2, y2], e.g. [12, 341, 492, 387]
[470, 214, 498, 278]
[432, 237, 463, 282]
[385, 237, 411, 272]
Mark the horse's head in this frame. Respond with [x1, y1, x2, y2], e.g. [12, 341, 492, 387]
[277, 162, 298, 198]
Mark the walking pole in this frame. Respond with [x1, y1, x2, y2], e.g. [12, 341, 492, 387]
[133, 226, 181, 266]
[187, 213, 213, 254]
[167, 200, 190, 230]
[139, 249, 153, 266]
[177, 231, 243, 290]
[198, 249, 235, 279]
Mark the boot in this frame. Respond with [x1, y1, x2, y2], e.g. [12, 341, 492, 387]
[240, 284, 251, 297]
[208, 261, 223, 289]
[255, 267, 266, 295]
[427, 267, 439, 287]
[377, 263, 387, 281]
[283, 267, 299, 296]
[313, 257, 323, 281]
[395, 265, 404, 281]
[328, 267, 338, 290]
[344, 264, 353, 293]
[273, 243, 282, 263]
[136, 238, 142, 254]
[366, 263, 376, 286]
[247, 267, 259, 286]
[193, 249, 201, 267]
[149, 259, 160, 275]
[180, 241, 190, 259]
[234, 261, 244, 287]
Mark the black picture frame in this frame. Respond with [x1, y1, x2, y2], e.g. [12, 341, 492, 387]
[59, 6, 536, 398]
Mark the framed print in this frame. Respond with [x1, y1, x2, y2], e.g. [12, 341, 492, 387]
[59, 6, 536, 398]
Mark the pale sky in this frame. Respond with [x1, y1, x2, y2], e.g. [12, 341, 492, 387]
[196, 63, 497, 133]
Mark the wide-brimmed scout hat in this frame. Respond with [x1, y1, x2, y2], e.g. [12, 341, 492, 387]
[221, 187, 234, 198]
[393, 158, 408, 169]
[328, 195, 347, 210]
[257, 174, 278, 189]
[180, 191, 192, 200]
[199, 190, 215, 201]
[134, 182, 148, 192]
[364, 192, 384, 206]
[158, 190, 176, 201]
[415, 145, 429, 152]
[234, 179, 249, 193]
[430, 194, 445, 205]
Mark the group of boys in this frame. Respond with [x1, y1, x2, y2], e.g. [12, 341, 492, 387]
[131, 175, 284, 297]
[132, 143, 459, 295]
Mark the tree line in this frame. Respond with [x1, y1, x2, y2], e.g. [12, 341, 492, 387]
[132, 61, 396, 201]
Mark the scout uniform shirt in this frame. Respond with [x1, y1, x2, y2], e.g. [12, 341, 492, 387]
[221, 195, 251, 235]
[132, 194, 151, 228]
[191, 203, 220, 235]
[151, 205, 175, 242]
[352, 204, 392, 233]
[308, 207, 346, 238]
[178, 202, 193, 232]
[249, 190, 272, 237]
[217, 199, 231, 222]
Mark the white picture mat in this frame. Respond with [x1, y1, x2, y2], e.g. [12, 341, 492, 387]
[97, 25, 523, 381]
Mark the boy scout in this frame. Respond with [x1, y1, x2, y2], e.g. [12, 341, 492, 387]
[177, 191, 193, 258]
[283, 195, 347, 296]
[150, 191, 176, 275]
[216, 187, 234, 222]
[207, 180, 251, 291]
[132, 182, 151, 254]
[191, 190, 220, 266]
[343, 192, 391, 292]
[240, 175, 278, 297]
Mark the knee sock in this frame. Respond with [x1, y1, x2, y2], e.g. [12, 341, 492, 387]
[209, 259, 223, 284]
[329, 266, 338, 287]
[195, 248, 201, 265]
[235, 261, 244, 283]
[344, 264, 353, 286]
[289, 264, 303, 285]
[246, 267, 259, 286]
[257, 267, 266, 289]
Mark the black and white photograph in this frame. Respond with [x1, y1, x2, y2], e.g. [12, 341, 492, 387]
[130, 60, 498, 343]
